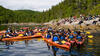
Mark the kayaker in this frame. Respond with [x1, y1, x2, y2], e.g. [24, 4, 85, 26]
[24, 32, 28, 36]
[9, 33, 13, 37]
[52, 33, 59, 56]
[46, 32, 52, 39]
[52, 32, 60, 44]
[13, 31, 18, 37]
[6, 28, 11, 33]
[68, 28, 71, 33]
[68, 35, 74, 42]
[0, 35, 3, 40]
[48, 27, 53, 33]
[28, 31, 32, 36]
[46, 32, 53, 50]
[30, 29, 34, 35]
[76, 35, 83, 41]
[73, 31, 78, 37]
[5, 34, 10, 38]
[4, 33, 13, 45]
[59, 32, 66, 43]
[24, 30, 29, 36]
[76, 30, 81, 35]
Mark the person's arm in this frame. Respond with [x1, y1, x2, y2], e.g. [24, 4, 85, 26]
[51, 34, 53, 40]
[45, 33, 47, 38]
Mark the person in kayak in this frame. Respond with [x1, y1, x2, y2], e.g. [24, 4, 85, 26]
[73, 31, 78, 37]
[4, 33, 13, 45]
[58, 32, 67, 45]
[28, 31, 32, 36]
[24, 29, 29, 36]
[30, 29, 34, 35]
[48, 27, 53, 33]
[24, 32, 28, 36]
[68, 28, 71, 33]
[68, 34, 74, 40]
[5, 34, 10, 38]
[68, 34, 75, 44]
[76, 35, 83, 43]
[52, 32, 60, 43]
[0, 35, 3, 40]
[52, 33, 59, 56]
[13, 31, 18, 37]
[46, 32, 52, 39]
[46, 32, 53, 50]
[6, 28, 11, 33]
[76, 30, 81, 35]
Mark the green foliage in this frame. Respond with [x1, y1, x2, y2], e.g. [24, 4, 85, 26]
[90, 4, 100, 15]
[0, 0, 100, 24]
[0, 6, 14, 24]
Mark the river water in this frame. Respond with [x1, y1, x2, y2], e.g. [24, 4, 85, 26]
[0, 25, 100, 56]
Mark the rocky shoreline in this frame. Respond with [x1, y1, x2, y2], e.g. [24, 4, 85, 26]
[1, 18, 100, 33]
[47, 18, 100, 33]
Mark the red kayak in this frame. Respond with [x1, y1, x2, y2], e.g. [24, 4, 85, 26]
[42, 36, 71, 51]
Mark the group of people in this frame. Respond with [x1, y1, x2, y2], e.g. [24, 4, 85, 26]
[46, 27, 85, 55]
[45, 27, 85, 55]
[0, 26, 87, 56]
[46, 27, 84, 44]
[0, 28, 36, 40]
[56, 15, 100, 26]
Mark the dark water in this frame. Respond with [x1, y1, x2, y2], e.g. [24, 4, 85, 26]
[0, 25, 100, 56]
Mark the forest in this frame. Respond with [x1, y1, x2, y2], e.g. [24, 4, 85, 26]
[0, 0, 100, 24]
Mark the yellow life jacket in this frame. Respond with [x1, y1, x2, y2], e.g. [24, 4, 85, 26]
[18, 34, 23, 36]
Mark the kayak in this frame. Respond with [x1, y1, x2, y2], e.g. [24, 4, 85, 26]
[0, 30, 6, 33]
[42, 36, 71, 51]
[75, 38, 85, 45]
[10, 38, 42, 41]
[20, 27, 29, 30]
[0, 30, 6, 35]
[2, 34, 42, 41]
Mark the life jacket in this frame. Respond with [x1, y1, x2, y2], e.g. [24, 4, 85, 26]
[28, 31, 32, 34]
[60, 36, 65, 40]
[6, 30, 10, 33]
[9, 34, 13, 36]
[69, 35, 74, 39]
[52, 36, 59, 41]
[47, 34, 51, 39]
[76, 36, 82, 39]
[74, 32, 77, 34]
